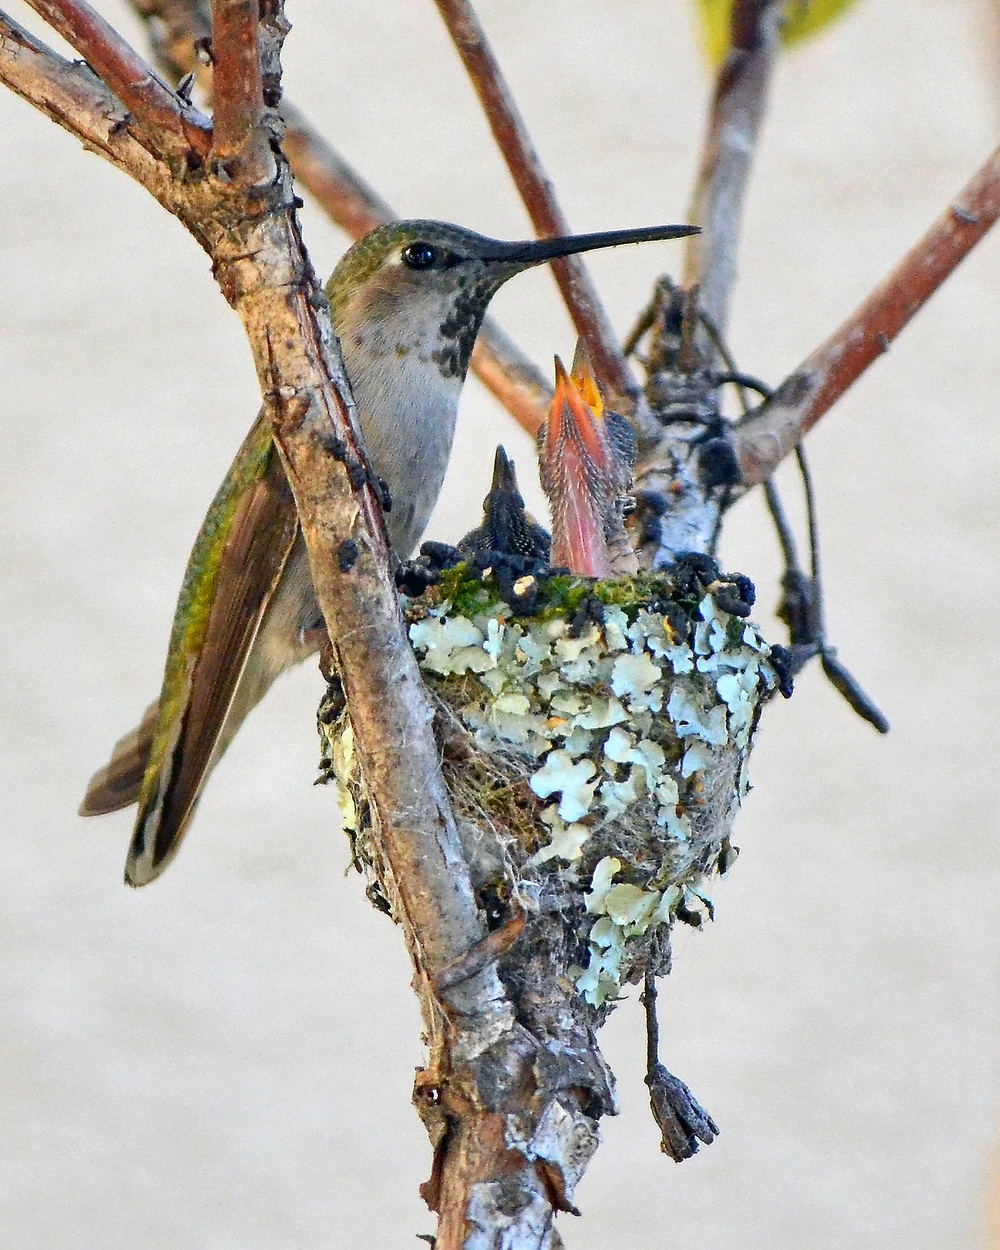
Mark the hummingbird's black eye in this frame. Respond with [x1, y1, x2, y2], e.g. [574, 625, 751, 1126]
[402, 242, 438, 270]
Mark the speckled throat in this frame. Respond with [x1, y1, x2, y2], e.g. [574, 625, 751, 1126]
[432, 273, 504, 379]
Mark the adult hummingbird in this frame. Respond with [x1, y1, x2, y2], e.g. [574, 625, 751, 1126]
[80, 218, 697, 886]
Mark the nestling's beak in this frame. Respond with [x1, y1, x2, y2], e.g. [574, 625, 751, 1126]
[490, 444, 519, 496]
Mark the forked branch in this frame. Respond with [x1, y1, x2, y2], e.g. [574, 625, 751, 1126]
[22, 0, 210, 157]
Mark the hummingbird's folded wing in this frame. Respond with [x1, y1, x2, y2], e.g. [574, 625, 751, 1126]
[121, 414, 300, 886]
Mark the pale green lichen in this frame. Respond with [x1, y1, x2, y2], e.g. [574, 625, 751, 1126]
[400, 569, 778, 1007]
[575, 857, 685, 1006]
[530, 750, 600, 822]
[527, 809, 591, 866]
[330, 722, 358, 833]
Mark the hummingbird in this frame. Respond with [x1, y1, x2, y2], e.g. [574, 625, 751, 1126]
[453, 444, 552, 612]
[80, 218, 697, 887]
[538, 341, 639, 578]
[457, 445, 550, 566]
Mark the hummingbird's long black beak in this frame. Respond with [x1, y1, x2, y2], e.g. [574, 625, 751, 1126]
[483, 223, 699, 268]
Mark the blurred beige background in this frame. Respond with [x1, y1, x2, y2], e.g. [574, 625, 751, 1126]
[3, 1, 1000, 1246]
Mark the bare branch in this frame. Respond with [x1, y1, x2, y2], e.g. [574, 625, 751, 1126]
[0, 10, 120, 147]
[733, 143, 1000, 484]
[470, 322, 551, 435]
[0, 8, 183, 200]
[684, 0, 782, 337]
[22, 0, 210, 157]
[433, 0, 640, 411]
[208, 0, 272, 184]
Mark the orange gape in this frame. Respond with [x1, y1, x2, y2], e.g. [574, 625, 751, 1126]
[537, 344, 636, 580]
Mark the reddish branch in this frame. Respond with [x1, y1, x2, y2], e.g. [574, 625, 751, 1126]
[684, 0, 782, 338]
[733, 142, 1000, 484]
[433, 0, 641, 411]
[208, 0, 272, 184]
[470, 323, 551, 435]
[22, 0, 210, 157]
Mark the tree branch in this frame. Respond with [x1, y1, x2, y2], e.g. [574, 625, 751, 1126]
[684, 0, 782, 338]
[264, 311, 503, 1002]
[469, 322, 551, 435]
[625, 0, 782, 565]
[433, 0, 641, 412]
[733, 142, 1000, 484]
[208, 0, 272, 184]
[0, 7, 192, 210]
[22, 0, 210, 158]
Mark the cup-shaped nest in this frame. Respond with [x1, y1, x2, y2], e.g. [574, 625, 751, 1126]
[320, 557, 779, 1008]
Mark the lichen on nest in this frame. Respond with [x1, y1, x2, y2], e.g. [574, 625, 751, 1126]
[319, 552, 781, 1008]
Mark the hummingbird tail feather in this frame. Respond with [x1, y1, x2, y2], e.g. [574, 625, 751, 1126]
[79, 701, 159, 816]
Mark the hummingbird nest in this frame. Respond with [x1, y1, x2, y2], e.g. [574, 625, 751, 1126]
[319, 552, 781, 1011]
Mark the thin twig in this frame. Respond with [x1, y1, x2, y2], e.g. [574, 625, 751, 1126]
[733, 142, 1000, 484]
[432, 901, 525, 992]
[469, 325, 551, 435]
[684, 0, 782, 341]
[433, 0, 641, 412]
[642, 968, 659, 1071]
[22, 0, 210, 157]
[208, 0, 272, 184]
